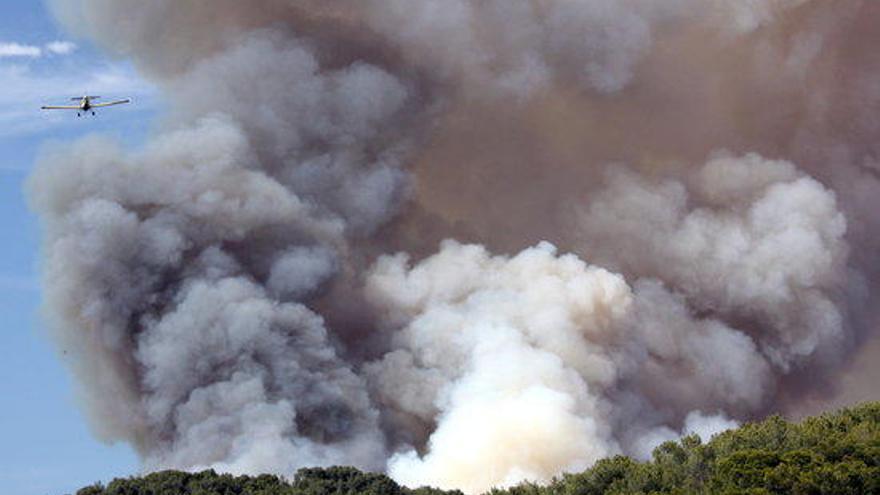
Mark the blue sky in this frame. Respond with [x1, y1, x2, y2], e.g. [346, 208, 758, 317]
[0, 2, 157, 494]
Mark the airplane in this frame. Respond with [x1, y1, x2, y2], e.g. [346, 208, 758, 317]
[41, 95, 131, 117]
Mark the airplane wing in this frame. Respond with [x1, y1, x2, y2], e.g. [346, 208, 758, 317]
[92, 99, 131, 108]
[41, 105, 82, 110]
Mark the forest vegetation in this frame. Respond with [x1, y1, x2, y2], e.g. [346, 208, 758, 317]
[73, 402, 880, 495]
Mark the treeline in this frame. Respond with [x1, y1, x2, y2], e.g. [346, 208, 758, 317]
[75, 402, 879, 495]
[75, 467, 456, 495]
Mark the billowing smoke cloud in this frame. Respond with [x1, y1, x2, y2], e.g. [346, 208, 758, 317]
[29, 0, 880, 493]
[366, 242, 631, 493]
[578, 153, 848, 370]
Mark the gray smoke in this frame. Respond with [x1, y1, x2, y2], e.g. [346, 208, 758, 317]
[29, 0, 880, 493]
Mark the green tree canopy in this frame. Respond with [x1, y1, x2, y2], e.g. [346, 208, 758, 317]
[75, 402, 880, 495]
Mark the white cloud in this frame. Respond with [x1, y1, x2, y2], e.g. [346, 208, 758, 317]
[0, 43, 42, 58]
[45, 41, 77, 55]
[0, 41, 78, 58]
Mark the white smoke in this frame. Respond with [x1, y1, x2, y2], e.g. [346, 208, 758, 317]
[632, 410, 739, 461]
[363, 152, 846, 490]
[366, 242, 630, 492]
[577, 153, 848, 369]
[29, 0, 880, 493]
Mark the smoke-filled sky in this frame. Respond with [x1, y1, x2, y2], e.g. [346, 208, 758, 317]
[14, 1, 880, 494]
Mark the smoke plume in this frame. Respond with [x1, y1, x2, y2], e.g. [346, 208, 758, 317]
[29, 0, 880, 493]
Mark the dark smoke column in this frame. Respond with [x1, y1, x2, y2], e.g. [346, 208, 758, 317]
[32, 0, 429, 476]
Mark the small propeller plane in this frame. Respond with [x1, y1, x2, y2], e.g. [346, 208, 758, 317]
[41, 95, 131, 117]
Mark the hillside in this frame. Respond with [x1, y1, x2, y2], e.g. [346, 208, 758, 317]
[74, 402, 879, 495]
